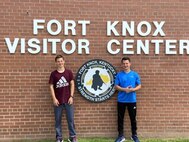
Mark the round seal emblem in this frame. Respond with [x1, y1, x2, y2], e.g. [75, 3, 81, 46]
[76, 59, 117, 102]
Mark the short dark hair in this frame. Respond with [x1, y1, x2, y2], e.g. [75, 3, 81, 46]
[55, 55, 64, 62]
[121, 57, 131, 63]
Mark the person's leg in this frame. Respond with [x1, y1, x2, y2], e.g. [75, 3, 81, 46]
[127, 103, 137, 136]
[54, 104, 64, 141]
[65, 104, 76, 137]
[117, 102, 127, 136]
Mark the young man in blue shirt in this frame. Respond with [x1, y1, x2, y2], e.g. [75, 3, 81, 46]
[114, 57, 141, 142]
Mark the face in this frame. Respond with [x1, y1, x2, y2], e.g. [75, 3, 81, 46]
[122, 60, 131, 72]
[56, 57, 65, 68]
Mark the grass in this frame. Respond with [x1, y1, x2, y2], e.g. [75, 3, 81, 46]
[12, 138, 189, 142]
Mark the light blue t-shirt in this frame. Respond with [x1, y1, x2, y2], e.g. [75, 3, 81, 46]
[115, 70, 141, 103]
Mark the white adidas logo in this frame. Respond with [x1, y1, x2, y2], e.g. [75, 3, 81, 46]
[56, 76, 69, 88]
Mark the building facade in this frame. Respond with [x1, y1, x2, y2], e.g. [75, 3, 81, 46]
[0, 0, 189, 140]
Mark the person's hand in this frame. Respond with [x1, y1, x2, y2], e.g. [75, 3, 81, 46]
[68, 97, 73, 105]
[124, 86, 134, 93]
[53, 98, 60, 106]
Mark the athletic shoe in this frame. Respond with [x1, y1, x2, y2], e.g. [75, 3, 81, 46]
[68, 136, 78, 142]
[56, 139, 63, 142]
[131, 135, 140, 142]
[115, 135, 126, 142]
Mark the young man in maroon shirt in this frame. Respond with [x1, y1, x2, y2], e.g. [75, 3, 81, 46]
[49, 55, 78, 142]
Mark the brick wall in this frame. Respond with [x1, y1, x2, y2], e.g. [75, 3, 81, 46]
[0, 0, 189, 140]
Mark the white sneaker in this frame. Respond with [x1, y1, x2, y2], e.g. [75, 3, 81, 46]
[56, 139, 63, 142]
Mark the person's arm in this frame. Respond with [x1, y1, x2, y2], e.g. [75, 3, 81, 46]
[68, 80, 75, 105]
[49, 84, 59, 106]
[115, 84, 141, 93]
[129, 84, 141, 92]
[115, 85, 127, 92]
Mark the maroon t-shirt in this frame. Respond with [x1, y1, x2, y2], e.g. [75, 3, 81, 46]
[49, 69, 74, 104]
